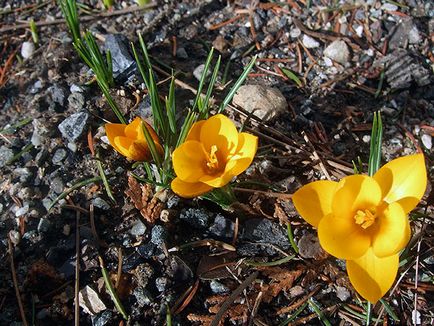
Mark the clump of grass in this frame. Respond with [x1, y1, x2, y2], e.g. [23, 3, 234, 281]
[59, 0, 126, 123]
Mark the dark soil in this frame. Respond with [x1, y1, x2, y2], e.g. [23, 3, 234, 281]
[0, 0, 433, 325]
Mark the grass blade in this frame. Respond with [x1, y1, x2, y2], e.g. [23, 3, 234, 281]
[280, 67, 303, 87]
[218, 55, 257, 113]
[98, 256, 128, 320]
[368, 111, 382, 176]
[95, 151, 115, 203]
[200, 55, 221, 119]
[192, 48, 214, 112]
[286, 222, 299, 254]
[48, 176, 102, 211]
[308, 298, 332, 326]
[245, 255, 295, 267]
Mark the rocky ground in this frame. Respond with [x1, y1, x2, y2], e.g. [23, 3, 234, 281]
[0, 0, 433, 325]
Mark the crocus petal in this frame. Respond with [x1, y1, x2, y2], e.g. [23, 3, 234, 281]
[373, 154, 427, 213]
[186, 120, 206, 142]
[372, 202, 409, 257]
[292, 180, 338, 227]
[114, 137, 148, 161]
[225, 132, 258, 175]
[199, 171, 234, 188]
[171, 178, 213, 198]
[200, 114, 239, 158]
[347, 248, 399, 303]
[105, 123, 127, 153]
[318, 213, 371, 259]
[172, 140, 208, 182]
[332, 175, 382, 221]
[124, 117, 143, 140]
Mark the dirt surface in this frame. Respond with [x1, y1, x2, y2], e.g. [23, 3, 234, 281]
[0, 0, 433, 325]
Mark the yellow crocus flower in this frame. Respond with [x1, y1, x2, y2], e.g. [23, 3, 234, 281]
[105, 117, 163, 161]
[292, 154, 427, 303]
[171, 114, 258, 198]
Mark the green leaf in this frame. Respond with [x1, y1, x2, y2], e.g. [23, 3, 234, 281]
[280, 67, 303, 87]
[218, 55, 257, 113]
[192, 47, 214, 112]
[368, 111, 383, 176]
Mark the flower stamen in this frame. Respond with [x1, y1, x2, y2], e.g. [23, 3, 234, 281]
[354, 209, 376, 229]
[206, 145, 220, 173]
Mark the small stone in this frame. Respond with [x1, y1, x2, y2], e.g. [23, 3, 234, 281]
[180, 208, 211, 229]
[362, 135, 371, 143]
[79, 286, 107, 315]
[70, 84, 84, 93]
[155, 277, 169, 292]
[150, 225, 168, 245]
[105, 34, 137, 82]
[37, 218, 51, 232]
[31, 119, 48, 147]
[15, 204, 29, 217]
[68, 92, 85, 111]
[29, 80, 43, 94]
[130, 220, 147, 237]
[9, 230, 21, 246]
[92, 197, 110, 210]
[208, 214, 234, 239]
[233, 85, 287, 122]
[323, 40, 350, 65]
[35, 148, 49, 166]
[241, 218, 290, 250]
[290, 27, 301, 38]
[14, 167, 32, 183]
[52, 148, 67, 165]
[58, 111, 89, 142]
[21, 41, 35, 59]
[193, 64, 210, 81]
[381, 3, 398, 11]
[91, 310, 112, 326]
[51, 177, 64, 194]
[289, 285, 304, 298]
[210, 280, 229, 294]
[421, 134, 432, 150]
[302, 34, 320, 48]
[176, 47, 188, 59]
[213, 35, 228, 53]
[133, 287, 152, 307]
[335, 286, 351, 301]
[48, 84, 66, 106]
[0, 146, 14, 168]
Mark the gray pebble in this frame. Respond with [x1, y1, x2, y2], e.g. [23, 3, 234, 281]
[52, 148, 67, 165]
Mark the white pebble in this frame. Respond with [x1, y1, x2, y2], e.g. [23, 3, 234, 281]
[302, 35, 320, 48]
[421, 134, 432, 150]
[21, 41, 35, 59]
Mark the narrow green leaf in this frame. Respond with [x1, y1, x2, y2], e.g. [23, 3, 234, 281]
[218, 55, 257, 113]
[200, 55, 221, 119]
[308, 298, 332, 326]
[166, 75, 177, 134]
[278, 302, 308, 326]
[95, 152, 115, 203]
[368, 111, 383, 176]
[48, 176, 102, 211]
[379, 299, 399, 321]
[192, 48, 214, 112]
[98, 256, 128, 320]
[280, 67, 303, 87]
[176, 111, 197, 148]
[286, 223, 299, 254]
[142, 123, 162, 167]
[245, 255, 295, 267]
